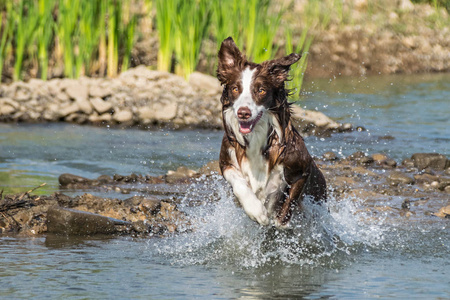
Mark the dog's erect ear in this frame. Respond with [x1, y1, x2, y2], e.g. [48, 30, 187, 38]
[217, 37, 245, 85]
[267, 53, 301, 87]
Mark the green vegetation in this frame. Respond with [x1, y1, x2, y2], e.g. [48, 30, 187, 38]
[0, 0, 138, 81]
[1, 0, 315, 86]
[412, 0, 450, 11]
[1, 0, 448, 96]
[0, 2, 14, 81]
[173, 0, 212, 80]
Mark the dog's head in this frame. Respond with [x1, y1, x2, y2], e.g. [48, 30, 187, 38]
[217, 37, 300, 142]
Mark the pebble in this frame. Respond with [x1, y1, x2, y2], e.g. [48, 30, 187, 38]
[323, 151, 338, 161]
[388, 171, 415, 185]
[113, 109, 133, 123]
[90, 97, 113, 114]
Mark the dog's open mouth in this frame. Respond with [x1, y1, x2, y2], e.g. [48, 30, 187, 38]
[238, 111, 263, 134]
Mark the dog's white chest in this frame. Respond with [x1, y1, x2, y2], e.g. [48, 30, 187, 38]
[240, 151, 285, 204]
[240, 154, 267, 199]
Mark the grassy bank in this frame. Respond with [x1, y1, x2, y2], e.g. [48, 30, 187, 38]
[0, 0, 449, 95]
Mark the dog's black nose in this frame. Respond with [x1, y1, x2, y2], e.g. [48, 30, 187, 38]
[237, 107, 252, 120]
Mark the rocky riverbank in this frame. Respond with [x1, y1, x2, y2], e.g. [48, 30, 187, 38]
[0, 66, 351, 135]
[1, 151, 448, 237]
[304, 2, 450, 77]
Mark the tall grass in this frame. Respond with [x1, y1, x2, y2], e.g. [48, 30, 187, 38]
[13, 0, 39, 81]
[0, 2, 14, 82]
[75, 1, 99, 78]
[120, 0, 137, 73]
[285, 28, 313, 100]
[37, 0, 55, 80]
[211, 0, 284, 63]
[1, 0, 140, 81]
[1, 0, 340, 90]
[155, 0, 174, 72]
[173, 0, 212, 80]
[57, 0, 79, 78]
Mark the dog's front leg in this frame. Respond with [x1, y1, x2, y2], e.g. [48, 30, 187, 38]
[223, 168, 269, 226]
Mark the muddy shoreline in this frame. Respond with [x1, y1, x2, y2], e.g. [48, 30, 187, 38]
[1, 151, 448, 237]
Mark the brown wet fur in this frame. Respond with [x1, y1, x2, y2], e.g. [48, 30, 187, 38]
[217, 37, 327, 226]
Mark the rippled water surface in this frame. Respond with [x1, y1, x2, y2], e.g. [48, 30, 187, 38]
[0, 74, 449, 299]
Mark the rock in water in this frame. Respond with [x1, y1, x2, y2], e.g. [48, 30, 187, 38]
[387, 171, 415, 186]
[411, 153, 449, 171]
[59, 173, 92, 186]
[433, 205, 450, 219]
[323, 151, 338, 161]
[47, 207, 129, 235]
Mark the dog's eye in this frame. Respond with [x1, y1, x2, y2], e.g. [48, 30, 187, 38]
[232, 87, 239, 93]
[258, 88, 266, 95]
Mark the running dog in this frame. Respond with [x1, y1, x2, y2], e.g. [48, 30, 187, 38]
[217, 37, 327, 227]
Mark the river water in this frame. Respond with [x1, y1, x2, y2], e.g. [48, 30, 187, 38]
[0, 73, 449, 299]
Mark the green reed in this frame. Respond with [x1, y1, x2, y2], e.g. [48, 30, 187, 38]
[212, 0, 241, 45]
[120, 0, 137, 73]
[285, 27, 313, 100]
[13, 0, 39, 81]
[155, 0, 175, 72]
[107, 0, 118, 77]
[211, 0, 283, 63]
[0, 2, 14, 82]
[173, 0, 212, 80]
[57, 0, 80, 78]
[75, 1, 98, 78]
[36, 0, 55, 80]
[105, 0, 137, 76]
[2, 0, 341, 85]
[244, 0, 284, 63]
[2, 0, 140, 80]
[249, 2, 283, 63]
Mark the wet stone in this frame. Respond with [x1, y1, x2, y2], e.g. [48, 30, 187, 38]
[348, 151, 366, 160]
[359, 156, 374, 165]
[372, 153, 388, 163]
[438, 177, 450, 191]
[46, 207, 129, 236]
[433, 205, 450, 218]
[165, 166, 198, 183]
[445, 168, 450, 176]
[199, 160, 221, 175]
[59, 173, 92, 186]
[132, 220, 151, 233]
[387, 171, 415, 186]
[411, 153, 449, 171]
[414, 173, 440, 184]
[401, 199, 411, 210]
[384, 159, 397, 168]
[97, 175, 113, 183]
[323, 151, 338, 161]
[402, 158, 415, 168]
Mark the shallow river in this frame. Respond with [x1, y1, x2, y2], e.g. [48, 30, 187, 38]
[0, 73, 449, 299]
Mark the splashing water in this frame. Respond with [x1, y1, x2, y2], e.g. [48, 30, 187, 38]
[152, 176, 387, 269]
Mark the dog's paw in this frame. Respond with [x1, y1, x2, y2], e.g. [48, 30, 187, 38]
[272, 218, 290, 229]
[244, 203, 269, 226]
[255, 212, 269, 226]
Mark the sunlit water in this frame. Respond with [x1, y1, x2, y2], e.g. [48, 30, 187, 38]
[0, 73, 449, 298]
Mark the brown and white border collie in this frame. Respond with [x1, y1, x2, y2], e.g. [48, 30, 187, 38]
[217, 37, 327, 228]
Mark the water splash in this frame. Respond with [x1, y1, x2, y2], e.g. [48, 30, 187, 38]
[153, 176, 387, 268]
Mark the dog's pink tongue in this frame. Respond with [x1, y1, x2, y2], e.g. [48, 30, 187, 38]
[239, 122, 252, 134]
